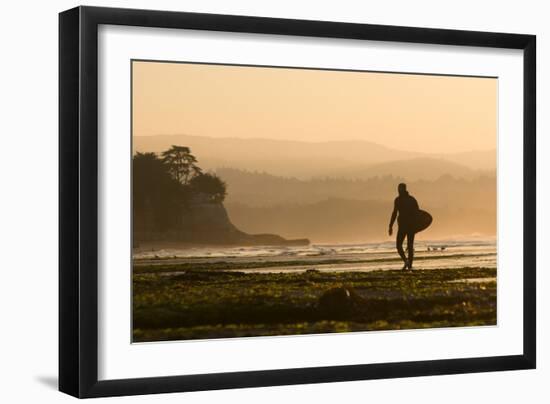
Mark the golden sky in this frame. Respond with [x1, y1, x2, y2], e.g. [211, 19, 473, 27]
[132, 61, 497, 154]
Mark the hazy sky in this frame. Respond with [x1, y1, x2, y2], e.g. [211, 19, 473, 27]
[132, 61, 497, 154]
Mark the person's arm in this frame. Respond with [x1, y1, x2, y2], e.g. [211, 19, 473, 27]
[389, 198, 397, 236]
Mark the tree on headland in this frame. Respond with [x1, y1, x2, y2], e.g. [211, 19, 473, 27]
[161, 145, 202, 185]
[133, 152, 188, 231]
[133, 147, 230, 233]
[189, 173, 227, 203]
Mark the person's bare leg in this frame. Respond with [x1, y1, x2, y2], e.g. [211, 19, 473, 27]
[407, 231, 415, 270]
[396, 228, 408, 270]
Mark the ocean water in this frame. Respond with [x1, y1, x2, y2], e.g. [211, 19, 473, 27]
[133, 239, 497, 272]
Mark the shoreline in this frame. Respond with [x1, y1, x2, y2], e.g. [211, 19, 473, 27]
[133, 236, 497, 252]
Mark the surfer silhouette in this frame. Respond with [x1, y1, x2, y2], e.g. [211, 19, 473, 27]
[389, 183, 419, 270]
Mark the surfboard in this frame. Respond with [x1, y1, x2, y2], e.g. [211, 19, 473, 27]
[413, 210, 432, 233]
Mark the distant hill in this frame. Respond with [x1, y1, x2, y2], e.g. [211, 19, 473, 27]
[225, 198, 496, 243]
[216, 167, 496, 209]
[133, 134, 495, 179]
[134, 133, 408, 162]
[341, 157, 479, 181]
[440, 149, 496, 171]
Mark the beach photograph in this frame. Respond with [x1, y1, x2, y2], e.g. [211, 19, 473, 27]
[131, 60, 497, 342]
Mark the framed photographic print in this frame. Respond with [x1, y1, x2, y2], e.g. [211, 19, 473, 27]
[59, 6, 536, 398]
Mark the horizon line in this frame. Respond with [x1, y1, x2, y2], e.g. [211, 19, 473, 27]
[132, 132, 496, 155]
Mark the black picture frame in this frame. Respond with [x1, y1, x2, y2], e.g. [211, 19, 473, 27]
[59, 5, 536, 398]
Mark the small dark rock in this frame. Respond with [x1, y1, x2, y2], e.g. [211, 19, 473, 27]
[317, 287, 363, 317]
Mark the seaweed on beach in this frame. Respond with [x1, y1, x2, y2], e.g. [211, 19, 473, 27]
[133, 266, 496, 342]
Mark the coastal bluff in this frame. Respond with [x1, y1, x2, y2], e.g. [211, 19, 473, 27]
[134, 193, 309, 247]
